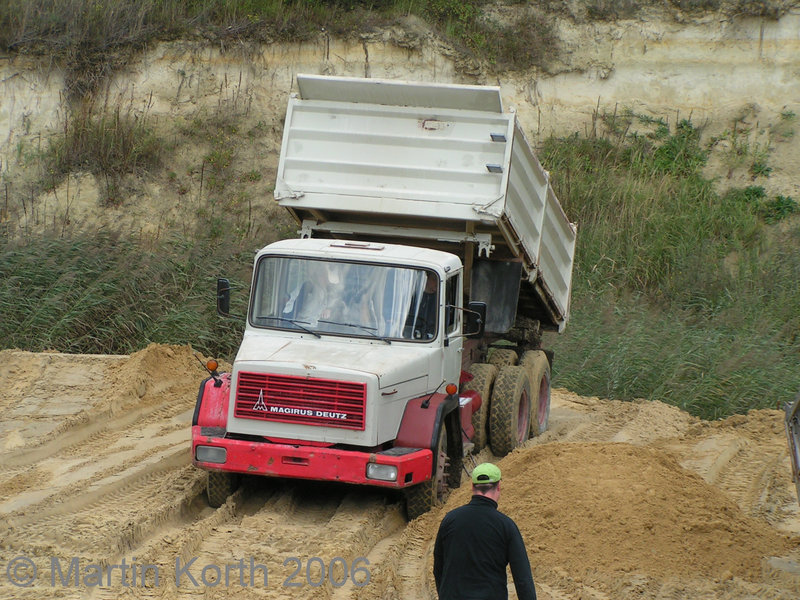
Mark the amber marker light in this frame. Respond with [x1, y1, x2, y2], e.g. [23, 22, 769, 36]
[445, 383, 458, 396]
[206, 359, 219, 372]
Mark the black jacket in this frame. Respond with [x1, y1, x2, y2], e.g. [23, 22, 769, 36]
[433, 495, 536, 600]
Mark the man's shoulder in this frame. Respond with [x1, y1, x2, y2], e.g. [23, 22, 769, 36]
[496, 509, 521, 529]
[442, 497, 497, 520]
[441, 503, 472, 522]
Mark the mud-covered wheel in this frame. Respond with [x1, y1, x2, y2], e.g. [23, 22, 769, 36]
[489, 366, 532, 457]
[488, 348, 518, 367]
[462, 363, 498, 452]
[521, 351, 551, 437]
[405, 414, 461, 520]
[518, 350, 540, 372]
[207, 471, 239, 508]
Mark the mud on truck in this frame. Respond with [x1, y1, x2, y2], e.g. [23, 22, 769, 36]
[191, 75, 577, 519]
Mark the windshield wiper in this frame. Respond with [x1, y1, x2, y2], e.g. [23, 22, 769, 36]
[317, 320, 391, 344]
[258, 316, 321, 338]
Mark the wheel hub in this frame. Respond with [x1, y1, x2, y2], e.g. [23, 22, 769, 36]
[517, 389, 530, 443]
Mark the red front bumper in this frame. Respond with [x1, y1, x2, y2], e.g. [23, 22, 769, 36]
[192, 426, 433, 488]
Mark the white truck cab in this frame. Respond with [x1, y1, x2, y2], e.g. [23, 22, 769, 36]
[227, 238, 465, 448]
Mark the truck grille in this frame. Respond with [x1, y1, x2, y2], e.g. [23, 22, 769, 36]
[234, 372, 367, 430]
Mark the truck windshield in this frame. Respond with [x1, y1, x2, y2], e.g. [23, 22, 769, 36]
[250, 257, 438, 341]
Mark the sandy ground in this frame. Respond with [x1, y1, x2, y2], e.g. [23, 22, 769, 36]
[0, 344, 798, 599]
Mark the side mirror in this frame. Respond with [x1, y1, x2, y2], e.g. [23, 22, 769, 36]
[465, 301, 486, 339]
[216, 278, 231, 317]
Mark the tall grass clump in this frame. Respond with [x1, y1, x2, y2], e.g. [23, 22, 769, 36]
[541, 115, 800, 418]
[423, 0, 558, 70]
[0, 233, 250, 358]
[44, 100, 163, 204]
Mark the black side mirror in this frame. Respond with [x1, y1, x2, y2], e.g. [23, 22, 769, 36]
[465, 301, 486, 339]
[217, 278, 231, 317]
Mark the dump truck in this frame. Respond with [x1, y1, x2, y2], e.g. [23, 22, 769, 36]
[192, 75, 577, 518]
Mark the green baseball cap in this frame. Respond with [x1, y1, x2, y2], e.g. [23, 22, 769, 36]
[471, 462, 501, 484]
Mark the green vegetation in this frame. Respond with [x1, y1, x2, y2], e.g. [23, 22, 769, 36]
[0, 234, 249, 357]
[586, 0, 642, 20]
[772, 109, 796, 142]
[541, 0, 790, 20]
[44, 102, 163, 205]
[0, 0, 557, 96]
[760, 194, 799, 223]
[541, 116, 800, 418]
[421, 0, 558, 69]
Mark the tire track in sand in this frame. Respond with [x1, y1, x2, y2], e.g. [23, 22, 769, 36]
[75, 478, 404, 600]
[3, 450, 203, 558]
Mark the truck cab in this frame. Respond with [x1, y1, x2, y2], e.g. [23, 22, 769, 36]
[193, 238, 475, 516]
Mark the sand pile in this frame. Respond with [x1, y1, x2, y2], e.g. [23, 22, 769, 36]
[497, 442, 793, 581]
[105, 343, 211, 411]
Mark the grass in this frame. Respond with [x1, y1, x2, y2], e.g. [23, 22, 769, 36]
[0, 233, 250, 357]
[43, 99, 163, 205]
[542, 117, 800, 418]
[552, 264, 800, 419]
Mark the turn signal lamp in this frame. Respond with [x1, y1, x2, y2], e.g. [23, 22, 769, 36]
[445, 383, 458, 396]
[206, 359, 219, 372]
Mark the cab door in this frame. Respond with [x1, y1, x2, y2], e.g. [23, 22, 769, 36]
[443, 272, 463, 384]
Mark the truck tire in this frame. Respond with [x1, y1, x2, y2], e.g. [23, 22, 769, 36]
[404, 414, 461, 520]
[207, 471, 239, 508]
[462, 363, 498, 452]
[488, 348, 518, 367]
[489, 366, 531, 457]
[518, 350, 539, 372]
[521, 351, 551, 437]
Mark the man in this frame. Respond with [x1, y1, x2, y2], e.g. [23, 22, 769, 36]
[433, 463, 537, 600]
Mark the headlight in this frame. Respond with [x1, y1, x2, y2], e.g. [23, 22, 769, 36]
[366, 463, 398, 482]
[196, 445, 227, 464]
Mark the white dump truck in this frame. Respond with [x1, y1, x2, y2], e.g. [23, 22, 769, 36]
[192, 75, 577, 518]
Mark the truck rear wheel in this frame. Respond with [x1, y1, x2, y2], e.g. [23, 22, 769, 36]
[207, 471, 239, 508]
[489, 366, 531, 457]
[521, 351, 551, 437]
[462, 363, 498, 452]
[488, 348, 518, 367]
[405, 415, 461, 520]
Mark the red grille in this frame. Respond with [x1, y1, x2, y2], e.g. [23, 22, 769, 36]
[234, 372, 367, 430]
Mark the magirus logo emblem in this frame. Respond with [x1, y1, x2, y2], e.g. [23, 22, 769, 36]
[253, 389, 268, 412]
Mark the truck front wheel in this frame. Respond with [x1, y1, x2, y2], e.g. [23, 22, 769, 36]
[404, 415, 461, 520]
[207, 471, 239, 508]
[489, 366, 531, 456]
